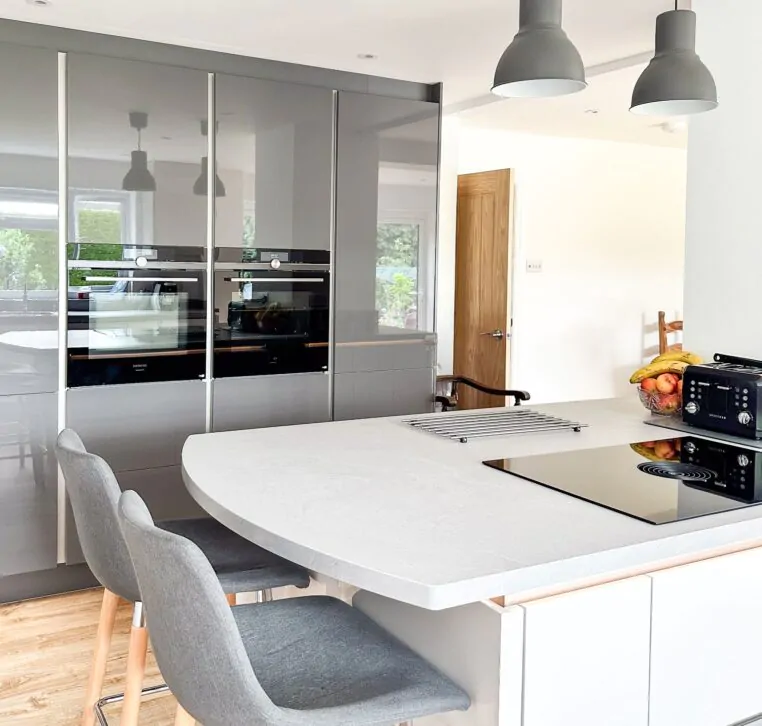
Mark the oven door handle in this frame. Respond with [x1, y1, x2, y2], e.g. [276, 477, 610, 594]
[84, 276, 200, 283]
[224, 277, 325, 283]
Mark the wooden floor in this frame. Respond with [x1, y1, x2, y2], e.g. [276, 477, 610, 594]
[0, 588, 178, 725]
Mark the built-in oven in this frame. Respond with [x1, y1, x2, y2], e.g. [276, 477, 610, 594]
[213, 248, 330, 378]
[67, 243, 207, 387]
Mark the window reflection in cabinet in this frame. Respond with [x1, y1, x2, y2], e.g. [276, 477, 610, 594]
[214, 73, 334, 251]
[67, 53, 209, 249]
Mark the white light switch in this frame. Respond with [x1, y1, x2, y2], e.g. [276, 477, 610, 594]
[526, 260, 543, 273]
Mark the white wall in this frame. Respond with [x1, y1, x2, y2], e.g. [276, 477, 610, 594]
[439, 127, 687, 404]
[683, 0, 760, 360]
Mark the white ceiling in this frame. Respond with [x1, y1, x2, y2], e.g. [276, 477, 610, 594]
[3, 0, 673, 108]
[459, 64, 689, 148]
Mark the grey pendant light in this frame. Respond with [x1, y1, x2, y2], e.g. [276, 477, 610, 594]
[122, 112, 157, 193]
[193, 120, 226, 198]
[631, 6, 718, 117]
[492, 0, 586, 98]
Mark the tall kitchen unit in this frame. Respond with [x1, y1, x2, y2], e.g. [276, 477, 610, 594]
[64, 54, 210, 561]
[333, 92, 440, 420]
[210, 73, 335, 432]
[0, 43, 60, 580]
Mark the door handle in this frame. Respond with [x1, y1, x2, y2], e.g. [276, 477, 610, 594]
[480, 329, 506, 340]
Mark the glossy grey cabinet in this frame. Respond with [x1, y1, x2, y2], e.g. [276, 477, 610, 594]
[334, 91, 439, 418]
[65, 381, 206, 563]
[215, 74, 334, 251]
[67, 53, 209, 249]
[0, 392, 57, 577]
[0, 44, 59, 395]
[333, 369, 435, 421]
[212, 373, 330, 432]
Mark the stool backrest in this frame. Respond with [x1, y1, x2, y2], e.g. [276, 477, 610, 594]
[118, 490, 281, 726]
[55, 429, 140, 603]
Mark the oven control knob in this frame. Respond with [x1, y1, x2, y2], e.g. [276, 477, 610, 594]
[270, 258, 281, 270]
[684, 440, 698, 454]
[738, 411, 754, 426]
[685, 401, 699, 415]
[738, 454, 751, 468]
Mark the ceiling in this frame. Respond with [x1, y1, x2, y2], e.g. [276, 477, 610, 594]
[459, 64, 689, 148]
[3, 0, 674, 108]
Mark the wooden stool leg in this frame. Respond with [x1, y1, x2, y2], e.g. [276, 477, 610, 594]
[174, 704, 196, 726]
[81, 589, 120, 726]
[120, 602, 148, 726]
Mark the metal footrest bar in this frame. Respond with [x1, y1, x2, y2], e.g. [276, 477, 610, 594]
[94, 683, 171, 726]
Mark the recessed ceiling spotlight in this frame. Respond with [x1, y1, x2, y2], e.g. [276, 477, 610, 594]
[357, 53, 378, 60]
[27, 0, 52, 6]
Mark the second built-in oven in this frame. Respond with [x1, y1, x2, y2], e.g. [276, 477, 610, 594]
[67, 243, 207, 387]
[213, 248, 330, 378]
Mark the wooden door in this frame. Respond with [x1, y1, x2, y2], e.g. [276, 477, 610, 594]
[454, 169, 513, 409]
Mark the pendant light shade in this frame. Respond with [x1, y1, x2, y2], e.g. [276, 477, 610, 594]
[193, 156, 226, 198]
[122, 112, 157, 193]
[122, 150, 157, 192]
[631, 9, 717, 117]
[193, 119, 226, 198]
[492, 0, 586, 98]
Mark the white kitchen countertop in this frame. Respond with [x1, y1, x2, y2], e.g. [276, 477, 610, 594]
[182, 398, 762, 610]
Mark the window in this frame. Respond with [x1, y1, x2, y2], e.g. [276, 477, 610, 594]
[0, 189, 58, 292]
[375, 219, 424, 330]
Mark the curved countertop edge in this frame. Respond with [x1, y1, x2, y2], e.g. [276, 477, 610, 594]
[182, 458, 762, 611]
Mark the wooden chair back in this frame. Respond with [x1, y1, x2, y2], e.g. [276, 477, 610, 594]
[658, 311, 683, 354]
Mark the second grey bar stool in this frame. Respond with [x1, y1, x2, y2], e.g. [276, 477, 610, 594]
[56, 429, 311, 726]
[118, 489, 471, 726]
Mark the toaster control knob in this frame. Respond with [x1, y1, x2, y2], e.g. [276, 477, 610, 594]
[685, 401, 699, 415]
[684, 441, 698, 454]
[738, 411, 754, 426]
[738, 454, 751, 468]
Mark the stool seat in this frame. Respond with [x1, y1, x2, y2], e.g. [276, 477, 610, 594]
[234, 595, 470, 722]
[160, 518, 310, 592]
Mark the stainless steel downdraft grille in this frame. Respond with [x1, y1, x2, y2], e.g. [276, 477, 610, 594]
[404, 409, 587, 443]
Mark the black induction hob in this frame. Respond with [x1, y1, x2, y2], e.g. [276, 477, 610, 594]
[483, 435, 762, 525]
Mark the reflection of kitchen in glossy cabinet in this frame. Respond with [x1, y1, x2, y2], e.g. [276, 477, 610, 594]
[0, 44, 59, 394]
[333, 91, 440, 419]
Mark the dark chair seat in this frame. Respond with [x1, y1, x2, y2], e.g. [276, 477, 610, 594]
[160, 518, 310, 592]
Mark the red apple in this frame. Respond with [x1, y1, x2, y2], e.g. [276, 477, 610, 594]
[659, 393, 681, 414]
[677, 378, 684, 397]
[641, 377, 658, 393]
[656, 373, 678, 394]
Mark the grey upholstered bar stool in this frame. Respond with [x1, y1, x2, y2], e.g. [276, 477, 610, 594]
[56, 429, 311, 726]
[118, 489, 471, 726]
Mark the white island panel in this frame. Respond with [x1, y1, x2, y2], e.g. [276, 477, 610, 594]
[649, 547, 762, 726]
[522, 576, 651, 726]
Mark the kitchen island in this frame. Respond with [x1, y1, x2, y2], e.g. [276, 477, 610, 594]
[182, 398, 762, 726]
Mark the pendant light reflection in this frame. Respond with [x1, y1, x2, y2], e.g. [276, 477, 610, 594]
[193, 120, 226, 198]
[122, 111, 157, 193]
[492, 0, 586, 99]
[631, 8, 718, 117]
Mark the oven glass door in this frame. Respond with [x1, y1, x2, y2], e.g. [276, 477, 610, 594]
[213, 269, 329, 378]
[67, 246, 207, 386]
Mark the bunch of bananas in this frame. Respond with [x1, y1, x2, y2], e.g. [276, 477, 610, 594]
[629, 351, 703, 384]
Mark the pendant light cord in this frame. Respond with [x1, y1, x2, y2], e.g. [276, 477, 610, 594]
[137, 128, 142, 152]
